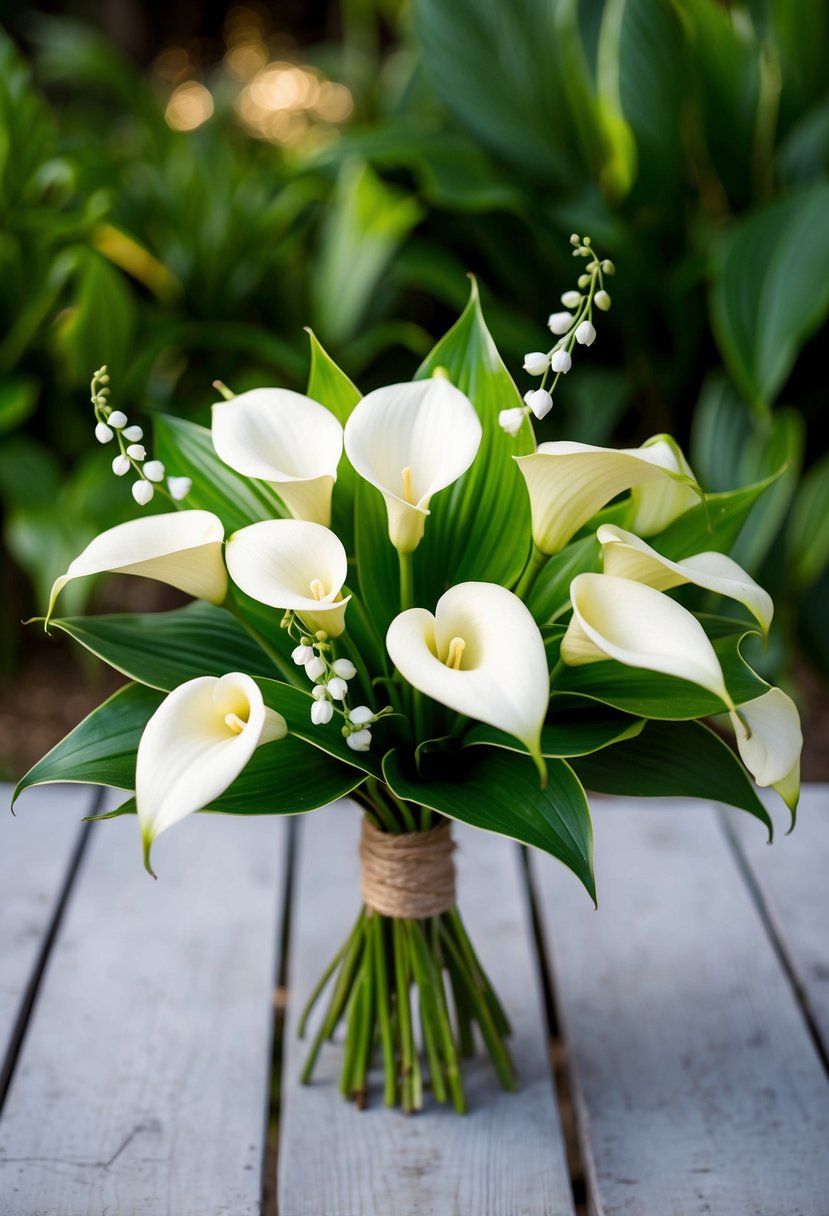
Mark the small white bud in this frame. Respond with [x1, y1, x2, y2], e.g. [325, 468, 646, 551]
[602, 260, 615, 275]
[347, 728, 372, 752]
[311, 684, 330, 700]
[126, 443, 146, 461]
[305, 655, 326, 681]
[332, 658, 357, 679]
[143, 459, 166, 482]
[349, 705, 374, 725]
[112, 454, 131, 476]
[547, 311, 574, 335]
[551, 350, 572, 374]
[132, 480, 154, 506]
[569, 233, 580, 246]
[575, 320, 596, 346]
[594, 290, 611, 311]
[95, 422, 114, 444]
[498, 407, 526, 437]
[107, 410, 128, 429]
[522, 351, 550, 376]
[122, 425, 143, 442]
[577, 274, 591, 288]
[560, 290, 582, 308]
[292, 643, 314, 665]
[326, 676, 348, 701]
[526, 389, 553, 420]
[311, 699, 334, 726]
[167, 476, 192, 500]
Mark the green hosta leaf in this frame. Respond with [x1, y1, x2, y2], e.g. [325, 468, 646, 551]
[383, 746, 595, 903]
[646, 473, 781, 561]
[554, 632, 768, 718]
[353, 474, 401, 643]
[727, 409, 804, 574]
[464, 706, 643, 758]
[571, 719, 772, 837]
[14, 683, 163, 803]
[56, 249, 136, 385]
[110, 737, 364, 818]
[306, 329, 361, 557]
[414, 280, 534, 606]
[710, 183, 829, 412]
[46, 601, 280, 690]
[786, 453, 829, 591]
[154, 413, 285, 534]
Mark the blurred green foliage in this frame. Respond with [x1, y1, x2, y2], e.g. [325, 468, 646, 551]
[1, 0, 828, 688]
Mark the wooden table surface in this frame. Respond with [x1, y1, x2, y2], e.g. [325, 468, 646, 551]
[1, 784, 827, 1215]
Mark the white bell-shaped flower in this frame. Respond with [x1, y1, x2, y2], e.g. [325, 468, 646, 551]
[729, 687, 802, 812]
[386, 581, 549, 776]
[515, 436, 702, 556]
[561, 573, 733, 707]
[212, 388, 343, 527]
[47, 510, 227, 623]
[225, 519, 351, 637]
[598, 524, 774, 635]
[344, 379, 482, 554]
[136, 672, 287, 873]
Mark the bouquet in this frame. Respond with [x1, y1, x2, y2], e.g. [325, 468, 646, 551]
[17, 236, 802, 1113]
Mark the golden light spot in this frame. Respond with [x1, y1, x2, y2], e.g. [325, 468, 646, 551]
[165, 82, 214, 131]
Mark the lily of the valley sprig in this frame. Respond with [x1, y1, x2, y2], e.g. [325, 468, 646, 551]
[21, 233, 804, 1113]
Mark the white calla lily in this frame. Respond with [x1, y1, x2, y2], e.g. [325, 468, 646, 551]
[729, 687, 802, 811]
[598, 524, 774, 635]
[225, 519, 351, 636]
[562, 573, 733, 707]
[515, 436, 702, 556]
[136, 672, 287, 874]
[344, 378, 482, 553]
[386, 581, 549, 778]
[627, 434, 701, 535]
[47, 510, 227, 623]
[212, 388, 343, 526]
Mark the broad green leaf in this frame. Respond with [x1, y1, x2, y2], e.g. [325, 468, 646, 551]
[256, 678, 384, 779]
[786, 453, 829, 591]
[383, 746, 595, 902]
[0, 376, 37, 435]
[528, 534, 602, 624]
[554, 632, 768, 718]
[46, 601, 281, 690]
[710, 183, 829, 412]
[413, 280, 534, 604]
[728, 409, 804, 574]
[154, 413, 285, 534]
[690, 374, 753, 493]
[353, 474, 401, 643]
[55, 249, 136, 385]
[14, 683, 163, 803]
[464, 706, 644, 757]
[646, 474, 780, 562]
[571, 719, 772, 836]
[305, 329, 361, 558]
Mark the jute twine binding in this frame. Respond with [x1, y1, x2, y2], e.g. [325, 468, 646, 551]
[359, 818, 456, 919]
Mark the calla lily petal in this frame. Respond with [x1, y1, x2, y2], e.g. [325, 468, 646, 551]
[515, 436, 702, 556]
[730, 688, 802, 808]
[136, 672, 287, 874]
[386, 581, 549, 776]
[47, 510, 227, 623]
[212, 388, 343, 526]
[628, 434, 701, 535]
[562, 573, 733, 707]
[344, 379, 482, 553]
[225, 519, 351, 637]
[598, 524, 774, 635]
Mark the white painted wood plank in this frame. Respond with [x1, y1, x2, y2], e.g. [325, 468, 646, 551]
[731, 784, 829, 1056]
[0, 805, 287, 1216]
[279, 801, 575, 1216]
[0, 784, 92, 1082]
[532, 799, 829, 1216]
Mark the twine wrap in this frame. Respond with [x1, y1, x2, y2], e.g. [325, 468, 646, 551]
[359, 818, 456, 919]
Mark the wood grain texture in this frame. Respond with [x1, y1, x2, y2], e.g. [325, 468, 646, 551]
[0, 804, 286, 1216]
[730, 784, 829, 1056]
[0, 784, 92, 1085]
[531, 799, 829, 1216]
[279, 800, 575, 1216]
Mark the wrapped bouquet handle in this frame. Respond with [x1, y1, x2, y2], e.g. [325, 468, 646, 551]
[360, 818, 456, 919]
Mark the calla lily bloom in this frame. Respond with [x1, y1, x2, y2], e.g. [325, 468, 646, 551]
[212, 388, 343, 526]
[627, 434, 701, 535]
[344, 379, 482, 553]
[47, 510, 227, 624]
[136, 672, 287, 874]
[598, 524, 774, 635]
[729, 687, 802, 812]
[225, 519, 351, 637]
[386, 581, 549, 778]
[561, 573, 733, 707]
[515, 436, 702, 556]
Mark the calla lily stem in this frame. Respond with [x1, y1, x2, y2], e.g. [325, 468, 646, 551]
[514, 543, 549, 602]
